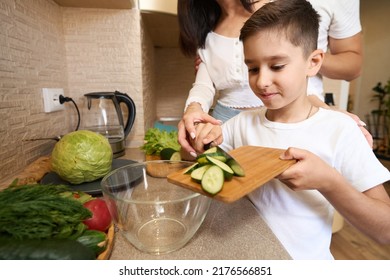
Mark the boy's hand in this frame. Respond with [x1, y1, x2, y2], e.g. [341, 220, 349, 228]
[178, 103, 222, 158]
[189, 122, 223, 154]
[277, 147, 340, 193]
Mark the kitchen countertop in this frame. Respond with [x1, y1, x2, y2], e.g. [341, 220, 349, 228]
[110, 197, 291, 259]
[112, 148, 291, 259]
[0, 148, 291, 260]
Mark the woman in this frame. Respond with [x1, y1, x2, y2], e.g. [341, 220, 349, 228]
[177, 0, 368, 157]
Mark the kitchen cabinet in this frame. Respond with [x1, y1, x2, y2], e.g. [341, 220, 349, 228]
[52, 0, 136, 9]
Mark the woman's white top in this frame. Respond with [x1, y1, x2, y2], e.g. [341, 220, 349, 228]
[185, 0, 361, 112]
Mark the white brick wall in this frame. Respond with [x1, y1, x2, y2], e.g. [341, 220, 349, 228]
[0, 0, 196, 184]
[0, 0, 68, 182]
[62, 7, 145, 148]
[0, 0, 146, 183]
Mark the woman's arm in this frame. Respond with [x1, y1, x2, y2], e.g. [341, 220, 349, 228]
[178, 62, 221, 157]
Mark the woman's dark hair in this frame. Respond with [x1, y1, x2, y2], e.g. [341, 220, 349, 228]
[240, 0, 319, 57]
[178, 0, 257, 57]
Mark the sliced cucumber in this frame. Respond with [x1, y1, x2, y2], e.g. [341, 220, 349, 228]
[160, 148, 181, 161]
[191, 164, 211, 183]
[201, 165, 224, 195]
[205, 156, 234, 180]
[197, 152, 227, 164]
[170, 151, 181, 161]
[203, 146, 218, 154]
[183, 162, 199, 174]
[196, 156, 209, 165]
[227, 158, 245, 177]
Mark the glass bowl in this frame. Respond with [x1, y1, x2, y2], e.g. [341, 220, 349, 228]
[101, 160, 211, 255]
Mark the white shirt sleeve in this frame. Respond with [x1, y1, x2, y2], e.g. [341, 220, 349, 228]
[329, 0, 362, 39]
[184, 61, 216, 113]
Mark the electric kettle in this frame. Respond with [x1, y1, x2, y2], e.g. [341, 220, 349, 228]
[82, 91, 136, 158]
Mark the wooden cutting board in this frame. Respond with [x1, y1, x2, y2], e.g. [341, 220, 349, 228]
[167, 146, 296, 203]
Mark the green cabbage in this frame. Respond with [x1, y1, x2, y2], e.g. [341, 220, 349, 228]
[51, 130, 113, 184]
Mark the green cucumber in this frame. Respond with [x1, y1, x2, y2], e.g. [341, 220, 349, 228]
[183, 162, 199, 174]
[201, 165, 224, 195]
[76, 230, 107, 256]
[197, 152, 227, 164]
[0, 238, 96, 260]
[160, 148, 181, 161]
[191, 164, 211, 183]
[203, 146, 218, 154]
[205, 156, 234, 181]
[227, 158, 245, 177]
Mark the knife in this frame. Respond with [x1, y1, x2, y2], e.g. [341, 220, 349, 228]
[203, 143, 245, 177]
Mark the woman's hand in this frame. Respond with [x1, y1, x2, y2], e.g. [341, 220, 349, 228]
[178, 102, 222, 157]
[194, 55, 201, 74]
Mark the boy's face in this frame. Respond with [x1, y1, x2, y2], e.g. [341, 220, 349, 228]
[243, 31, 322, 110]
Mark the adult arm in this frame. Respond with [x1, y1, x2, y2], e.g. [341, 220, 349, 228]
[319, 33, 363, 81]
[178, 62, 221, 156]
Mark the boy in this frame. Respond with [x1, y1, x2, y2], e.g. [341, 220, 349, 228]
[188, 0, 390, 259]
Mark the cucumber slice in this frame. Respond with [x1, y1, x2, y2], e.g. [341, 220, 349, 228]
[169, 151, 181, 161]
[160, 148, 181, 161]
[201, 165, 224, 195]
[197, 152, 227, 164]
[191, 164, 211, 183]
[203, 146, 218, 154]
[227, 158, 245, 177]
[205, 156, 234, 180]
[183, 162, 199, 174]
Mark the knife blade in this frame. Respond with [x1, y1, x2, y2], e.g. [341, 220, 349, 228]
[203, 144, 245, 176]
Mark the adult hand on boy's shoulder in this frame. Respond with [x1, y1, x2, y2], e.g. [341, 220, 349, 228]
[332, 108, 373, 148]
[277, 147, 341, 193]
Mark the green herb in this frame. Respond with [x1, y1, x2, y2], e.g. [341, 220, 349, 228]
[0, 184, 91, 240]
[140, 128, 181, 155]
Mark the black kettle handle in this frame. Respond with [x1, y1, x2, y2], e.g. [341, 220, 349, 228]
[114, 91, 136, 137]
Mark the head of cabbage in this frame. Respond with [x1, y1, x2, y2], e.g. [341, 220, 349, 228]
[51, 130, 113, 184]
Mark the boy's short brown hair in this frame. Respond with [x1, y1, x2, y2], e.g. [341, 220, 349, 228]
[240, 0, 320, 57]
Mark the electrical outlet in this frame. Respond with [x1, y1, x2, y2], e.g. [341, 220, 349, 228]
[42, 88, 65, 113]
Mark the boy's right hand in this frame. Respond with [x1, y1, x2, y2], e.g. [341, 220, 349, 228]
[189, 122, 223, 154]
[178, 103, 222, 157]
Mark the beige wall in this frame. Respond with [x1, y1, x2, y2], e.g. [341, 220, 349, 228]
[0, 0, 67, 181]
[140, 15, 157, 130]
[62, 7, 144, 147]
[154, 47, 193, 120]
[0, 0, 148, 182]
[351, 0, 390, 124]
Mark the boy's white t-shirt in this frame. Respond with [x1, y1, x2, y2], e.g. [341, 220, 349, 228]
[220, 108, 390, 259]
